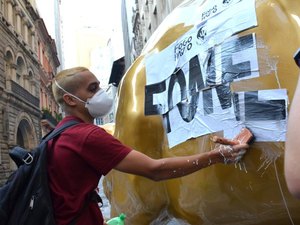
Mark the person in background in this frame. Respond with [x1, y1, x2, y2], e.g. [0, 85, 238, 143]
[285, 49, 300, 199]
[49, 66, 249, 225]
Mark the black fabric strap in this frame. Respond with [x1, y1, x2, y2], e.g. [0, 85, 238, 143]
[9, 147, 33, 167]
[69, 191, 103, 225]
[41, 120, 80, 144]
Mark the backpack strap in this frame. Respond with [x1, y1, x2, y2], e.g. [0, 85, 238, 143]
[9, 147, 34, 167]
[41, 120, 80, 144]
[69, 191, 103, 225]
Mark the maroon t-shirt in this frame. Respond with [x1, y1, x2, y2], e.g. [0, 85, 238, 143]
[47, 116, 131, 225]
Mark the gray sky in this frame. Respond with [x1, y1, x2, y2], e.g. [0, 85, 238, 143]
[36, 0, 123, 68]
[60, 0, 121, 32]
[60, 0, 122, 67]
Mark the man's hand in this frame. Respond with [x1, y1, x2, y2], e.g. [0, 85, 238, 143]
[211, 128, 253, 164]
[216, 143, 248, 164]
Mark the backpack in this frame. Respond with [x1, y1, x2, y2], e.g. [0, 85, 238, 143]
[0, 120, 80, 225]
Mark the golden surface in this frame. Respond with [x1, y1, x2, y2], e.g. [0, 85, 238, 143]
[103, 1, 300, 224]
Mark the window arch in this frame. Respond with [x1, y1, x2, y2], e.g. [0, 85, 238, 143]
[0, 0, 4, 15]
[4, 49, 15, 84]
[16, 56, 25, 86]
[11, 112, 38, 170]
[15, 112, 38, 150]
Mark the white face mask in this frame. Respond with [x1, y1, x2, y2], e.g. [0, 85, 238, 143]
[55, 80, 113, 118]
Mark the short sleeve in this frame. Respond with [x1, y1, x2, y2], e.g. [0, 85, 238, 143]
[78, 126, 132, 175]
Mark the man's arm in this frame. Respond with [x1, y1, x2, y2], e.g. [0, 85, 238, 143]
[114, 142, 248, 181]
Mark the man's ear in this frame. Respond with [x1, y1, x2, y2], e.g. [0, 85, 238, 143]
[63, 94, 77, 106]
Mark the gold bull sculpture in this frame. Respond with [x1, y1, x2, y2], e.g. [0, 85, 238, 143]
[103, 0, 300, 224]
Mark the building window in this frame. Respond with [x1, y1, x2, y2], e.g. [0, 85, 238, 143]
[5, 50, 14, 80]
[13, 6, 18, 29]
[95, 118, 104, 125]
[6, 1, 13, 25]
[16, 73, 21, 82]
[0, 0, 4, 15]
[109, 113, 114, 122]
[28, 71, 33, 93]
[31, 29, 35, 51]
[16, 56, 25, 85]
[153, 5, 157, 15]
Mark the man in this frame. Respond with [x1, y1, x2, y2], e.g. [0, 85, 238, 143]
[49, 67, 249, 225]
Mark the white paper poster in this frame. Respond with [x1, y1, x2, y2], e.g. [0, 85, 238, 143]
[144, 0, 288, 148]
[163, 89, 287, 148]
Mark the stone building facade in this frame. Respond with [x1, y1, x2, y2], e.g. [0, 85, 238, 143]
[0, 0, 60, 185]
[36, 17, 60, 136]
